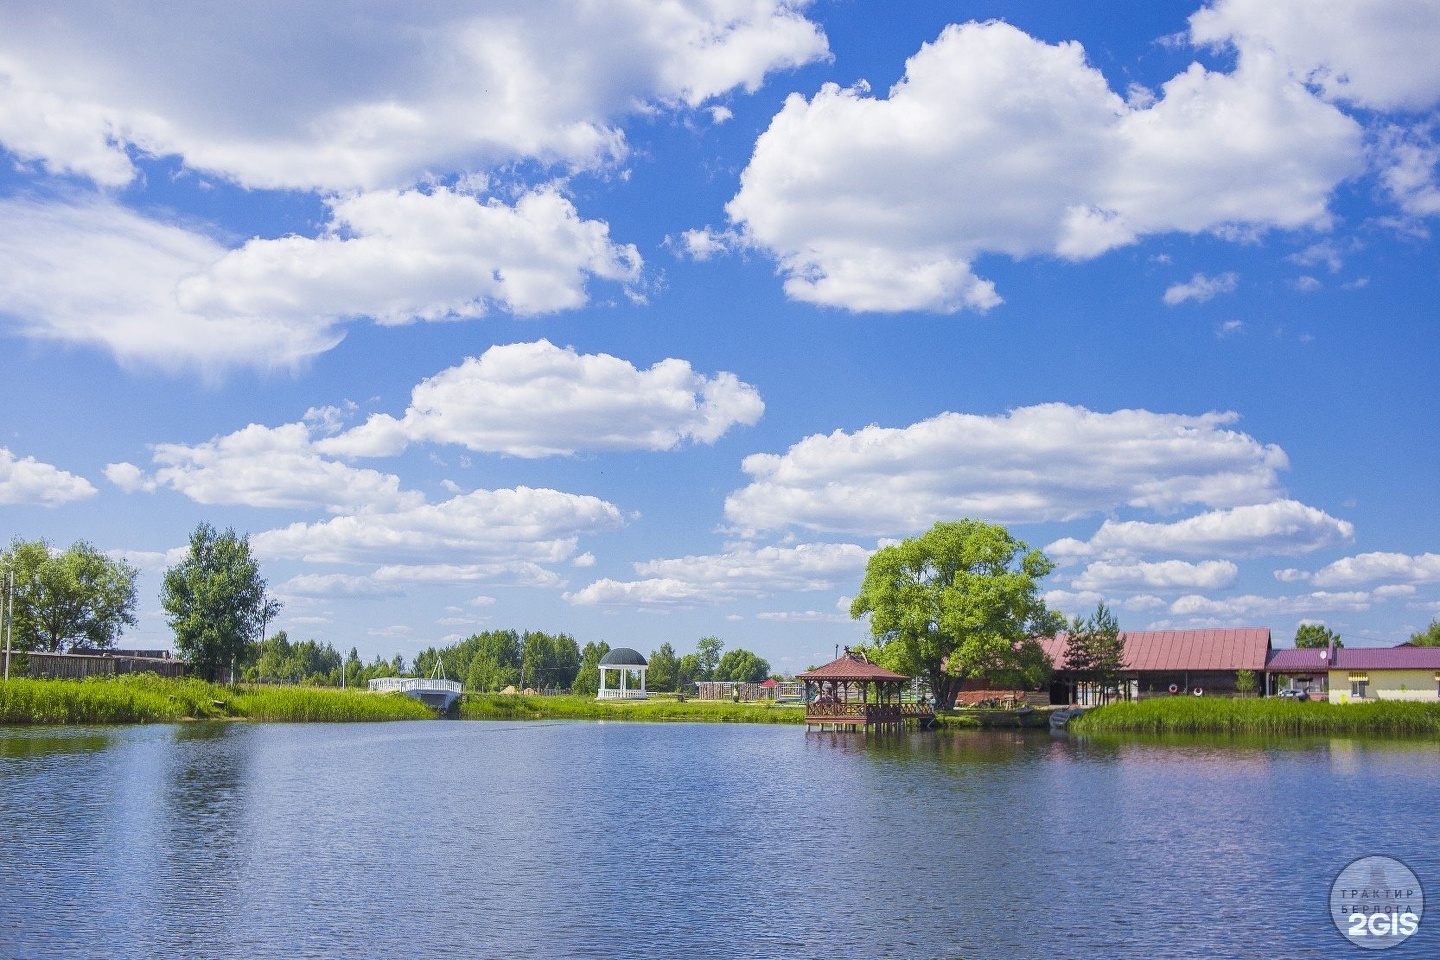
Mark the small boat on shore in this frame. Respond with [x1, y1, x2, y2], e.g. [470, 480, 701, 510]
[1049, 707, 1085, 731]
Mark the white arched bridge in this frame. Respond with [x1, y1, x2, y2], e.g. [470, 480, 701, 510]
[368, 676, 464, 711]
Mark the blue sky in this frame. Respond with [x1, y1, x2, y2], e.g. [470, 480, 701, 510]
[1, 0, 1437, 673]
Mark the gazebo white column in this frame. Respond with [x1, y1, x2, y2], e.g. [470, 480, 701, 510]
[596, 648, 649, 700]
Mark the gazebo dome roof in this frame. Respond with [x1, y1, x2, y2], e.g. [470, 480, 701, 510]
[599, 647, 648, 667]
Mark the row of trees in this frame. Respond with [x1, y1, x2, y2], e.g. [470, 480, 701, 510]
[409, 631, 774, 695]
[411, 630, 583, 692]
[0, 526, 279, 683]
[244, 631, 405, 689]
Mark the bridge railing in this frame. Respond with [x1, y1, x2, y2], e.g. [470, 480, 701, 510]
[368, 677, 464, 694]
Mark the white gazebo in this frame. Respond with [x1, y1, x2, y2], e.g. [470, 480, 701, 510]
[598, 647, 648, 700]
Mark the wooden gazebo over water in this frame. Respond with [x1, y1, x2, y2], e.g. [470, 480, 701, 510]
[797, 648, 933, 731]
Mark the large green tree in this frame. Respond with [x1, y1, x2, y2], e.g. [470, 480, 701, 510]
[521, 631, 581, 690]
[716, 648, 770, 683]
[161, 523, 279, 683]
[850, 519, 1063, 711]
[675, 652, 703, 690]
[647, 642, 679, 692]
[4, 538, 139, 652]
[1407, 619, 1440, 647]
[1294, 623, 1342, 649]
[694, 635, 724, 681]
[572, 640, 611, 696]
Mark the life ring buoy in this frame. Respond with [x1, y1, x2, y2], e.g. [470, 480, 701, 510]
[1168, 684, 1179, 694]
[1192, 687, 1203, 697]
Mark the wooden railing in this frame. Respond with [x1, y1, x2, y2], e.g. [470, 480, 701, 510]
[803, 700, 936, 727]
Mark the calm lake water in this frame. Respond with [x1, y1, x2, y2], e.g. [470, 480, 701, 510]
[1, 721, 1437, 959]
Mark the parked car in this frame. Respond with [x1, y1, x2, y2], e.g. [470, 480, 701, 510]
[1277, 688, 1310, 701]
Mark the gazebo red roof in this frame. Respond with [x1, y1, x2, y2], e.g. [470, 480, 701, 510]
[797, 650, 908, 682]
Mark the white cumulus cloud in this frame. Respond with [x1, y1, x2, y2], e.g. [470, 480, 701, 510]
[1166, 590, 1373, 620]
[321, 340, 763, 458]
[107, 422, 418, 513]
[1072, 559, 1240, 592]
[722, 19, 1362, 312]
[0, 0, 829, 191]
[1048, 500, 1355, 560]
[1163, 271, 1240, 305]
[566, 541, 869, 606]
[0, 447, 96, 506]
[254, 486, 623, 565]
[0, 192, 640, 370]
[177, 188, 641, 325]
[1189, 0, 1440, 112]
[725, 404, 1288, 536]
[1284, 551, 1440, 588]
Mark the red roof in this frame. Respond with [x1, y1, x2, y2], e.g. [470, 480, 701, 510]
[797, 650, 909, 682]
[1039, 628, 1272, 672]
[1267, 645, 1440, 671]
[1335, 646, 1440, 670]
[1265, 647, 1335, 672]
[759, 678, 778, 688]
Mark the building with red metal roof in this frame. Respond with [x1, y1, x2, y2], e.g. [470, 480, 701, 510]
[1039, 628, 1272, 703]
[1264, 643, 1440, 702]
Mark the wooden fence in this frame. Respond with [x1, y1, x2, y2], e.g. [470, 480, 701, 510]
[22, 650, 187, 680]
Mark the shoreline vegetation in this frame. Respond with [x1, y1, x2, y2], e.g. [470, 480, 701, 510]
[1072, 697, 1440, 736]
[0, 675, 433, 725]
[5, 675, 1440, 737]
[458, 693, 804, 724]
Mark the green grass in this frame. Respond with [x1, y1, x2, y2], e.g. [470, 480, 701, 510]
[1072, 697, 1440, 736]
[227, 685, 432, 722]
[1, 675, 191, 724]
[459, 693, 806, 724]
[0, 675, 432, 725]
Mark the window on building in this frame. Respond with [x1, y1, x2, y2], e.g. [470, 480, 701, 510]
[1349, 673, 1369, 699]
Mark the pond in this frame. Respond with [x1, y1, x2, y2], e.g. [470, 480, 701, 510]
[1, 721, 1437, 959]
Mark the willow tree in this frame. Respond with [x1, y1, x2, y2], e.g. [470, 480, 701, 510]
[850, 520, 1062, 710]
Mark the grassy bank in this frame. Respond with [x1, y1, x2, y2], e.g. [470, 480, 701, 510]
[460, 693, 805, 724]
[935, 708, 1051, 729]
[0, 675, 432, 725]
[1072, 697, 1440, 736]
